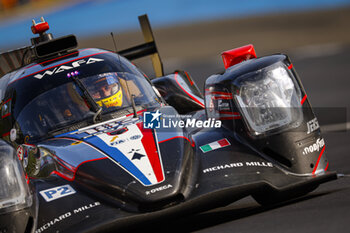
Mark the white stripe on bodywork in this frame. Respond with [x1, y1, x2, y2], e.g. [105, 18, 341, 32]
[96, 124, 158, 184]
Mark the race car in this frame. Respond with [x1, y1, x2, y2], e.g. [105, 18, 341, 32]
[0, 16, 336, 233]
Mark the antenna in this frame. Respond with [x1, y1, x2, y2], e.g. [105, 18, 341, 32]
[121, 72, 138, 118]
[111, 32, 122, 65]
[111, 33, 138, 118]
[110, 32, 118, 53]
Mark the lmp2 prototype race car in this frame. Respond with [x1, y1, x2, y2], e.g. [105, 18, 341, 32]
[0, 15, 336, 233]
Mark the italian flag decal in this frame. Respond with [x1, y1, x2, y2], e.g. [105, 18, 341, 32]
[200, 138, 230, 153]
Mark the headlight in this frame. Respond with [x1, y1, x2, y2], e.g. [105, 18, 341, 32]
[0, 141, 32, 213]
[234, 62, 302, 135]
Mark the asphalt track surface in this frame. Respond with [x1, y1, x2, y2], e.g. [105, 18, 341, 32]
[111, 10, 350, 233]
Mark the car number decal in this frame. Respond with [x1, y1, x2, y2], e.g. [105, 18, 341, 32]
[39, 184, 76, 202]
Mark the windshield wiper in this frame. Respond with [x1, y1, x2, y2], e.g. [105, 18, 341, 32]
[71, 75, 102, 123]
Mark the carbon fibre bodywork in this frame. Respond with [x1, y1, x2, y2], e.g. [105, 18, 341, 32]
[0, 16, 336, 233]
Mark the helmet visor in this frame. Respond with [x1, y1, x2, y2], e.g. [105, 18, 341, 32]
[85, 72, 121, 101]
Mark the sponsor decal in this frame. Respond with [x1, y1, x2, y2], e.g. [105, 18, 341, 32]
[130, 135, 142, 140]
[218, 99, 231, 111]
[245, 161, 273, 167]
[146, 184, 173, 195]
[63, 119, 165, 186]
[107, 127, 128, 136]
[16, 146, 24, 161]
[24, 135, 30, 143]
[65, 117, 138, 140]
[111, 139, 125, 145]
[35, 202, 100, 233]
[143, 110, 221, 129]
[34, 57, 104, 79]
[208, 96, 215, 112]
[203, 161, 273, 173]
[128, 148, 140, 154]
[203, 163, 244, 173]
[110, 135, 142, 146]
[35, 212, 72, 233]
[71, 141, 82, 145]
[307, 117, 320, 134]
[128, 149, 145, 160]
[110, 135, 118, 142]
[302, 138, 325, 155]
[10, 128, 17, 142]
[132, 153, 145, 160]
[39, 184, 76, 202]
[73, 201, 101, 214]
[200, 138, 230, 153]
[23, 156, 28, 168]
[57, 117, 164, 186]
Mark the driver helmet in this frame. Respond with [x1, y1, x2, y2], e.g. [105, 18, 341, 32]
[88, 73, 123, 108]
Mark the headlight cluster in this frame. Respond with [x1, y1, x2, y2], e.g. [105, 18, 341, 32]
[0, 141, 32, 213]
[234, 62, 302, 135]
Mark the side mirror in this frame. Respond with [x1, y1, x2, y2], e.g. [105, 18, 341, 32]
[152, 70, 204, 114]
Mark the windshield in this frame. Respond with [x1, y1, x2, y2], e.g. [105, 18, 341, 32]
[12, 53, 161, 142]
[16, 72, 160, 141]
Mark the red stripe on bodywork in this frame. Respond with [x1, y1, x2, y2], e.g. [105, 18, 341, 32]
[50, 157, 108, 181]
[2, 98, 11, 105]
[218, 111, 240, 115]
[24, 143, 36, 147]
[212, 96, 233, 100]
[219, 116, 241, 120]
[288, 64, 293, 70]
[51, 153, 76, 172]
[1, 113, 11, 119]
[301, 95, 307, 105]
[312, 146, 326, 174]
[324, 162, 329, 171]
[126, 109, 147, 117]
[25, 173, 30, 184]
[206, 91, 232, 96]
[159, 135, 195, 147]
[50, 171, 74, 181]
[206, 91, 233, 100]
[2, 131, 10, 137]
[174, 72, 205, 108]
[137, 123, 164, 182]
[184, 71, 194, 85]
